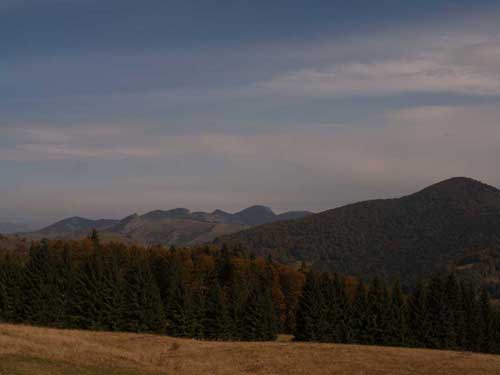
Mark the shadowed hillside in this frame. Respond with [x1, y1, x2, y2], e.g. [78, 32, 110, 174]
[217, 177, 500, 285]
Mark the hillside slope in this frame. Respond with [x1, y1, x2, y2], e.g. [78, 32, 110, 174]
[1, 324, 499, 375]
[218, 177, 500, 284]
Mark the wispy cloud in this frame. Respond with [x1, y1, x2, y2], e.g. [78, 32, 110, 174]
[0, 126, 180, 161]
[3, 4, 500, 221]
[261, 37, 500, 97]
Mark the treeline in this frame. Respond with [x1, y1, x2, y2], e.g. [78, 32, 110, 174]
[1, 234, 500, 354]
[295, 272, 500, 354]
[0, 233, 305, 341]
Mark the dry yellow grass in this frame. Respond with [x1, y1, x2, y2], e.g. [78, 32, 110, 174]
[1, 323, 500, 375]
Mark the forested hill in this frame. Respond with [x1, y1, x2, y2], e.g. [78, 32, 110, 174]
[216, 177, 500, 285]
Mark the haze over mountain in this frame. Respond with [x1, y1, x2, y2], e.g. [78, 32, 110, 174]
[0, 222, 38, 234]
[23, 206, 311, 246]
[217, 177, 500, 285]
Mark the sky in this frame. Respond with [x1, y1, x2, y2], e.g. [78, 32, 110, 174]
[2, 0, 500, 226]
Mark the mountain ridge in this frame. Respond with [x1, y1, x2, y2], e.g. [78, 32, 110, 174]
[22, 205, 312, 246]
[216, 177, 500, 285]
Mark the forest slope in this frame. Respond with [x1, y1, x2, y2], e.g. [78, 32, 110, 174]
[218, 177, 500, 284]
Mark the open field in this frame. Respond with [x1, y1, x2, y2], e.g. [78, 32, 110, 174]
[1, 324, 500, 375]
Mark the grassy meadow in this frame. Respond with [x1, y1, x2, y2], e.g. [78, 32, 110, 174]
[1, 323, 500, 375]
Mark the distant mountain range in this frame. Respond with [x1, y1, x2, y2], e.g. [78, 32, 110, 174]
[0, 222, 38, 234]
[217, 177, 500, 286]
[22, 206, 312, 246]
[9, 176, 500, 290]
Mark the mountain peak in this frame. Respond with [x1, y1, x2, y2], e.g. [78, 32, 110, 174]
[39, 216, 113, 234]
[66, 216, 89, 222]
[430, 176, 494, 188]
[212, 209, 230, 215]
[234, 205, 276, 226]
[142, 208, 191, 220]
[218, 177, 500, 284]
[413, 177, 499, 199]
[237, 205, 274, 214]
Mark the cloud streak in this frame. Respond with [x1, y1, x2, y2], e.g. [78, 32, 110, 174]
[3, 3, 500, 222]
[3, 103, 500, 221]
[262, 37, 500, 97]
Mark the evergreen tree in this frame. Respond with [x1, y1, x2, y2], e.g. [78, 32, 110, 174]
[386, 280, 408, 347]
[3, 236, 500, 351]
[203, 278, 231, 340]
[124, 253, 165, 332]
[58, 243, 80, 328]
[71, 240, 108, 329]
[407, 282, 431, 348]
[225, 262, 248, 339]
[294, 271, 325, 341]
[322, 274, 349, 343]
[22, 240, 65, 325]
[241, 279, 277, 341]
[442, 274, 462, 349]
[365, 278, 390, 345]
[101, 248, 128, 331]
[90, 229, 100, 247]
[478, 289, 495, 353]
[334, 275, 349, 342]
[0, 253, 23, 323]
[164, 268, 197, 337]
[462, 282, 481, 351]
[349, 281, 369, 344]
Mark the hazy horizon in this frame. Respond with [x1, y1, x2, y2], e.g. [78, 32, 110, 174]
[3, 0, 500, 224]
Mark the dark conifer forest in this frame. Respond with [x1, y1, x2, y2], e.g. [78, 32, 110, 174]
[294, 271, 500, 354]
[0, 233, 302, 341]
[1, 232, 500, 354]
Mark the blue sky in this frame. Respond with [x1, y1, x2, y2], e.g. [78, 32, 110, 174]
[2, 0, 500, 225]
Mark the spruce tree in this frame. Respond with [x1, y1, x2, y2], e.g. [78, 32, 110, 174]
[425, 275, 443, 349]
[0, 253, 23, 323]
[365, 278, 390, 345]
[164, 269, 197, 337]
[442, 274, 462, 349]
[407, 282, 430, 348]
[294, 271, 325, 341]
[462, 282, 481, 351]
[349, 280, 368, 344]
[22, 240, 65, 325]
[203, 278, 231, 340]
[478, 289, 495, 353]
[124, 253, 165, 333]
[241, 281, 277, 341]
[386, 280, 408, 347]
[335, 275, 350, 343]
[225, 263, 248, 339]
[323, 274, 349, 343]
